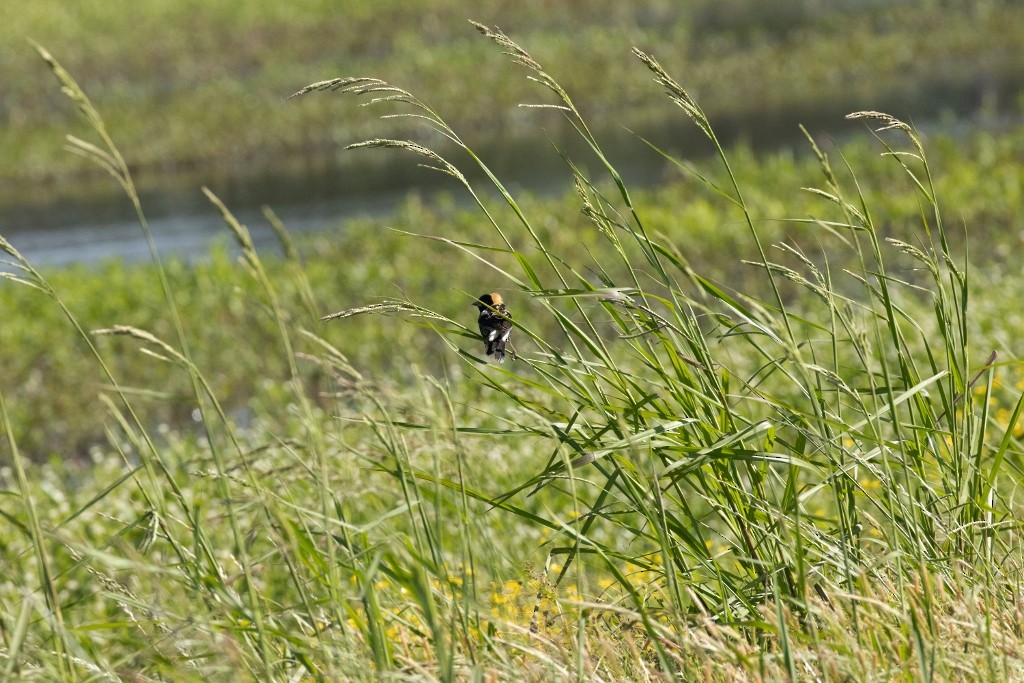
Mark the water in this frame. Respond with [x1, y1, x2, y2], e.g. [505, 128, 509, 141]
[0, 156, 460, 267]
[0, 122, 684, 267]
[2, 83, 1019, 269]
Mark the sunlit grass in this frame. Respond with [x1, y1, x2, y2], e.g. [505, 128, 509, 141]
[3, 23, 1024, 682]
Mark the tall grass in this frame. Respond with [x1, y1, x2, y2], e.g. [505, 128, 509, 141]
[1, 25, 1022, 682]
[295, 23, 1024, 677]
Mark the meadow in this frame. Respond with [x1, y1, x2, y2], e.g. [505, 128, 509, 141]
[4, 0, 1022, 188]
[4, 16, 1024, 683]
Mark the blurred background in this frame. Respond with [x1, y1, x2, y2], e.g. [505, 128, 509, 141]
[2, 0, 1022, 266]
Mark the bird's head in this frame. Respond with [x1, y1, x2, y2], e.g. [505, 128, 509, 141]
[474, 292, 503, 310]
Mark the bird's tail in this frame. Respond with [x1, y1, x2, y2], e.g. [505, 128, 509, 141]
[489, 340, 506, 363]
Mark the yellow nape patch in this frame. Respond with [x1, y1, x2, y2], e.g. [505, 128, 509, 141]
[490, 292, 503, 305]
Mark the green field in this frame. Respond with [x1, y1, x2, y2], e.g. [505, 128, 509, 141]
[4, 0, 1023, 189]
[5, 6, 1024, 681]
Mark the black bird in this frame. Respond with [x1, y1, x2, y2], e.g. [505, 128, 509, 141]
[474, 292, 513, 362]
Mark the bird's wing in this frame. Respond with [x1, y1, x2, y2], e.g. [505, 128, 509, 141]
[498, 308, 513, 341]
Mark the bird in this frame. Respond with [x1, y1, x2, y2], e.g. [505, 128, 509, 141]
[473, 292, 513, 362]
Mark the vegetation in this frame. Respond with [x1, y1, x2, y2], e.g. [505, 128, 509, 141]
[3, 123, 1024, 460]
[4, 19, 1024, 683]
[3, 0, 1023, 189]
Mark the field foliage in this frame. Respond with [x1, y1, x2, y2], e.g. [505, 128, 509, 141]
[3, 20, 1024, 683]
[3, 0, 1022, 187]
